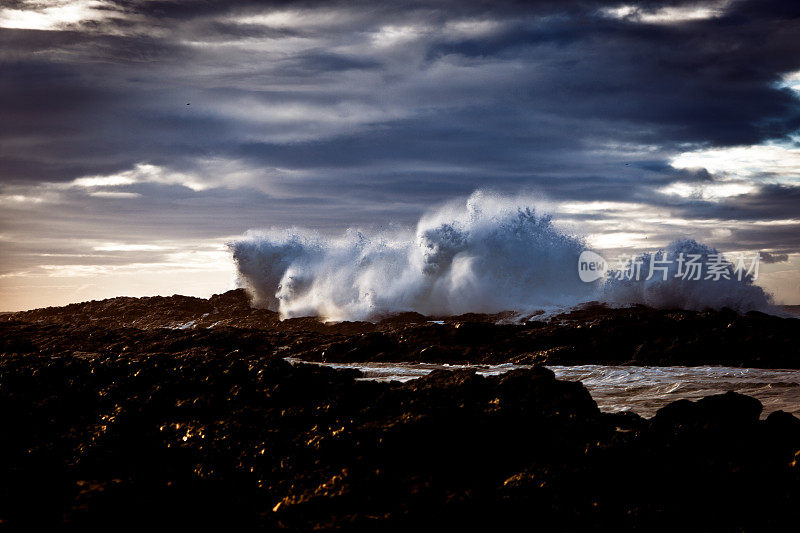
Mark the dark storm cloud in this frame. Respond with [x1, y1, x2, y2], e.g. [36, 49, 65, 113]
[4, 0, 800, 178]
[674, 184, 800, 222]
[762, 252, 790, 264]
[1, 0, 800, 259]
[727, 226, 800, 256]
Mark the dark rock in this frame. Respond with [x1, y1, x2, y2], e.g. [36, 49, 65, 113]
[0, 332, 798, 529]
[2, 290, 798, 367]
[652, 391, 763, 430]
[2, 291, 800, 528]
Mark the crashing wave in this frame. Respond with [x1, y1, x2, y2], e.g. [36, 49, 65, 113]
[230, 191, 773, 321]
[603, 239, 771, 312]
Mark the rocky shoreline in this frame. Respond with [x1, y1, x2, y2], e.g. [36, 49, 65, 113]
[2, 291, 800, 529]
[4, 289, 799, 368]
[1, 349, 799, 530]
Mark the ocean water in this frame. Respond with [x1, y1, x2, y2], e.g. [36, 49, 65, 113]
[287, 358, 800, 419]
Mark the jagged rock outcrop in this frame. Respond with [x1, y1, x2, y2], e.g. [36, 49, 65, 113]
[3, 290, 799, 367]
[0, 352, 798, 530]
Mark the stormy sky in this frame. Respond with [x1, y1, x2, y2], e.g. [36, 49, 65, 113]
[1, 0, 800, 310]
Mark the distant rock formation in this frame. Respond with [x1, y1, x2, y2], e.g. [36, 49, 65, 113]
[2, 291, 800, 368]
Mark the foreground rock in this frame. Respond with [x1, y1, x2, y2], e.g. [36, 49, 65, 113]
[3, 289, 800, 367]
[0, 347, 799, 530]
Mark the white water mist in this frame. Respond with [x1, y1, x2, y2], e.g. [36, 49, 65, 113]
[230, 191, 773, 320]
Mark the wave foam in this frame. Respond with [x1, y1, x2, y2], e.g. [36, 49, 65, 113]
[603, 239, 772, 312]
[230, 192, 773, 320]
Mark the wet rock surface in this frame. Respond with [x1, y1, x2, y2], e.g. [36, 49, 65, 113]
[4, 289, 799, 368]
[0, 350, 798, 530]
[2, 291, 800, 529]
